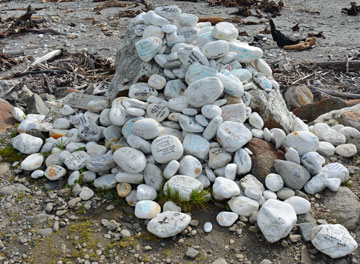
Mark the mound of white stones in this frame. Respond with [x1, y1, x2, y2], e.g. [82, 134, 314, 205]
[11, 5, 358, 257]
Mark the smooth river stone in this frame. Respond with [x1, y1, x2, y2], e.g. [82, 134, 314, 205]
[202, 116, 223, 141]
[183, 134, 210, 160]
[212, 177, 240, 200]
[201, 104, 222, 119]
[45, 165, 66, 181]
[321, 162, 349, 183]
[147, 211, 191, 238]
[301, 151, 324, 175]
[179, 115, 204, 133]
[179, 27, 197, 43]
[12, 134, 43, 154]
[234, 148, 251, 175]
[86, 152, 116, 173]
[228, 196, 259, 217]
[63, 151, 90, 171]
[228, 41, 263, 63]
[136, 184, 157, 201]
[284, 196, 311, 215]
[154, 5, 181, 21]
[109, 98, 127, 127]
[311, 224, 358, 258]
[212, 22, 238, 41]
[185, 62, 217, 84]
[313, 123, 346, 146]
[151, 135, 184, 164]
[273, 160, 311, 190]
[113, 147, 146, 173]
[216, 211, 239, 227]
[249, 112, 264, 130]
[179, 155, 202, 178]
[335, 144, 357, 158]
[116, 183, 132, 198]
[221, 103, 246, 123]
[129, 83, 158, 101]
[132, 118, 161, 140]
[202, 40, 229, 59]
[143, 25, 164, 39]
[257, 199, 297, 243]
[217, 121, 252, 152]
[115, 171, 143, 184]
[285, 131, 319, 156]
[184, 77, 223, 107]
[265, 173, 284, 192]
[163, 160, 180, 179]
[21, 153, 44, 171]
[208, 148, 232, 169]
[135, 200, 161, 219]
[253, 72, 272, 91]
[93, 174, 117, 190]
[231, 69, 252, 82]
[163, 175, 203, 201]
[177, 47, 209, 67]
[135, 37, 162, 62]
[285, 147, 300, 164]
[147, 104, 169, 122]
[148, 74, 166, 90]
[144, 163, 163, 191]
[164, 79, 186, 98]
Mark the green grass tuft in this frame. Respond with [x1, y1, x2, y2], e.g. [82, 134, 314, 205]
[0, 144, 24, 163]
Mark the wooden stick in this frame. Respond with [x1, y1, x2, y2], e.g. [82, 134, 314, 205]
[317, 61, 360, 71]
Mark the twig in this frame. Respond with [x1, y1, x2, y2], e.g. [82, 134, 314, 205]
[13, 69, 67, 78]
[291, 71, 320, 85]
[317, 61, 360, 71]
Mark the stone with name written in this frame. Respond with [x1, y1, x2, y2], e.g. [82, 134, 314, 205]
[64, 151, 90, 171]
[274, 160, 311, 190]
[229, 42, 263, 63]
[113, 147, 146, 173]
[94, 174, 117, 190]
[321, 162, 349, 183]
[285, 131, 319, 156]
[221, 103, 246, 123]
[135, 200, 161, 219]
[185, 77, 223, 107]
[135, 37, 163, 62]
[86, 152, 116, 173]
[146, 103, 169, 122]
[151, 135, 184, 164]
[216, 211, 238, 227]
[129, 83, 158, 101]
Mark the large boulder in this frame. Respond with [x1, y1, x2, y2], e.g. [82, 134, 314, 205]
[284, 85, 313, 110]
[249, 86, 294, 133]
[108, 24, 163, 100]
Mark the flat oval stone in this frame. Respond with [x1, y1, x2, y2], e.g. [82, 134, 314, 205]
[265, 173, 284, 192]
[21, 153, 44, 171]
[301, 151, 324, 175]
[304, 172, 327, 194]
[213, 177, 240, 200]
[115, 171, 143, 184]
[185, 63, 217, 84]
[129, 83, 158, 101]
[113, 147, 146, 173]
[64, 151, 90, 171]
[45, 165, 66, 181]
[146, 104, 169, 122]
[195, 115, 208, 127]
[162, 24, 177, 33]
[255, 58, 272, 77]
[249, 112, 264, 130]
[122, 117, 143, 139]
[151, 135, 184, 164]
[135, 37, 163, 62]
[216, 211, 238, 227]
[136, 184, 157, 201]
[221, 103, 246, 123]
[12, 134, 43, 154]
[109, 98, 127, 127]
[180, 13, 198, 27]
[285, 131, 320, 156]
[163, 175, 203, 201]
[179, 115, 204, 133]
[313, 123, 346, 146]
[135, 200, 161, 219]
[127, 135, 151, 154]
[202, 40, 229, 59]
[204, 222, 213, 233]
[148, 74, 166, 90]
[147, 211, 191, 238]
[232, 69, 252, 82]
[277, 187, 295, 200]
[132, 118, 161, 140]
[53, 118, 70, 129]
[86, 153, 116, 173]
[87, 99, 109, 113]
[335, 143, 357, 158]
[229, 41, 263, 63]
[201, 104, 222, 119]
[185, 77, 223, 107]
[94, 174, 117, 190]
[228, 196, 259, 217]
[202, 116, 223, 141]
[321, 162, 349, 183]
[31, 170, 44, 179]
[183, 134, 210, 160]
[116, 183, 132, 197]
[164, 79, 186, 98]
[217, 121, 252, 152]
[144, 163, 163, 191]
[273, 160, 311, 190]
[208, 148, 232, 169]
[163, 160, 180, 179]
[285, 196, 311, 215]
[212, 22, 238, 41]
[234, 148, 251, 175]
[179, 155, 202, 178]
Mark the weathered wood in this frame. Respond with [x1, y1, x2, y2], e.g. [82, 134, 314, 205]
[317, 61, 360, 71]
[309, 86, 360, 99]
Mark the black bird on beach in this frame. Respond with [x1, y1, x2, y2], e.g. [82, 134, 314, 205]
[269, 16, 303, 47]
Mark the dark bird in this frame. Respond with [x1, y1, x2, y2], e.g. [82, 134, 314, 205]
[269, 16, 304, 47]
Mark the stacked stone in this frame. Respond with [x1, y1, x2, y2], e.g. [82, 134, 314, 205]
[10, 5, 358, 258]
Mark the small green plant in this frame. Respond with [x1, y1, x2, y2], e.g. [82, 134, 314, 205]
[42, 151, 52, 158]
[0, 144, 24, 163]
[74, 147, 86, 152]
[0, 138, 6, 144]
[343, 180, 353, 187]
[54, 138, 66, 150]
[163, 249, 170, 257]
[159, 185, 211, 212]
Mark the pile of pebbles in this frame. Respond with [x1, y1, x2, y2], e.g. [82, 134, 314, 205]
[10, 5, 358, 259]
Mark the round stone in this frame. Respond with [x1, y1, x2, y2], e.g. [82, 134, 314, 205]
[179, 155, 202, 178]
[13, 107, 25, 122]
[263, 190, 277, 200]
[53, 118, 70, 129]
[201, 104, 222, 119]
[21, 153, 44, 171]
[147, 211, 191, 238]
[217, 121, 252, 152]
[64, 151, 90, 171]
[12, 134, 43, 154]
[265, 173, 284, 192]
[87, 99, 109, 113]
[317, 141, 335, 156]
[136, 184, 157, 201]
[45, 165, 66, 181]
[113, 147, 146, 173]
[335, 144, 357, 158]
[163, 201, 181, 212]
[94, 174, 117, 190]
[163, 160, 180, 179]
[86, 153, 116, 173]
[285, 131, 319, 156]
[135, 200, 161, 219]
[183, 134, 210, 160]
[213, 177, 240, 200]
[132, 118, 161, 140]
[277, 187, 295, 200]
[204, 222, 213, 233]
[116, 183, 132, 198]
[151, 135, 184, 164]
[216, 211, 238, 227]
[228, 196, 259, 217]
[79, 187, 94, 201]
[285, 147, 300, 164]
[249, 112, 264, 130]
[212, 22, 238, 41]
[285, 196, 311, 215]
[202, 40, 229, 59]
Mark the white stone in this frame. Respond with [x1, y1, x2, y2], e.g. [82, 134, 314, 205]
[202, 40, 229, 59]
[263, 190, 277, 200]
[325, 177, 341, 192]
[129, 83, 158, 101]
[257, 199, 297, 243]
[127, 135, 151, 154]
[61, 105, 75, 116]
[285, 196, 311, 215]
[285, 147, 300, 164]
[125, 190, 138, 207]
[339, 127, 360, 140]
[68, 171, 80, 186]
[285, 131, 319, 156]
[132, 118, 161, 140]
[202, 116, 223, 141]
[147, 211, 191, 238]
[147, 104, 169, 123]
[168, 97, 188, 112]
[321, 163, 349, 183]
[208, 148, 231, 169]
[313, 123, 346, 146]
[136, 184, 157, 201]
[93, 174, 116, 190]
[79, 187, 94, 201]
[234, 148, 251, 175]
[121, 117, 142, 139]
[231, 69, 252, 82]
[245, 187, 262, 201]
[86, 143, 107, 156]
[224, 163, 237, 181]
[217, 121, 252, 152]
[185, 63, 217, 84]
[12, 134, 43, 154]
[179, 115, 204, 133]
[163, 160, 180, 179]
[228, 196, 259, 216]
[183, 134, 210, 160]
[143, 25, 164, 39]
[216, 211, 238, 227]
[113, 147, 146, 173]
[126, 107, 145, 117]
[162, 24, 177, 34]
[184, 77, 223, 107]
[144, 163, 163, 191]
[195, 115, 208, 127]
[271, 128, 286, 149]
[66, 142, 86, 153]
[204, 222, 213, 233]
[182, 108, 197, 116]
[135, 37, 163, 62]
[335, 144, 357, 158]
[304, 172, 327, 194]
[228, 41, 263, 63]
[255, 58, 272, 77]
[221, 103, 246, 123]
[86, 153, 116, 173]
[249, 112, 264, 130]
[13, 107, 25, 122]
[21, 153, 44, 171]
[163, 175, 203, 201]
[31, 170, 44, 179]
[265, 173, 284, 192]
[115, 171, 143, 184]
[274, 160, 311, 190]
[253, 72, 272, 91]
[301, 151, 324, 175]
[239, 174, 264, 192]
[212, 177, 240, 200]
[163, 201, 181, 212]
[64, 151, 90, 171]
[180, 13, 198, 27]
[45, 165, 66, 181]
[148, 74, 166, 90]
[311, 224, 358, 258]
[179, 155, 202, 178]
[87, 99, 108, 113]
[217, 70, 244, 97]
[135, 200, 161, 219]
[109, 98, 127, 127]
[317, 141, 335, 156]
[201, 104, 222, 119]
[212, 22, 238, 41]
[78, 115, 101, 142]
[155, 5, 181, 21]
[151, 135, 184, 164]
